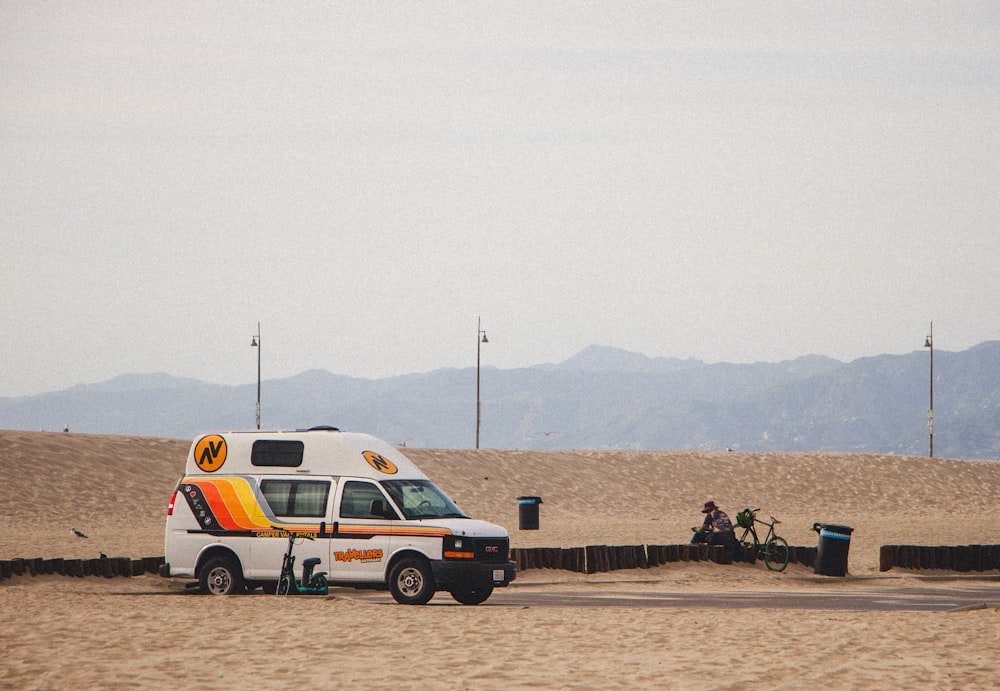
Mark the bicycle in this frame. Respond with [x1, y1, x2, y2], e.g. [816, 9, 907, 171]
[735, 508, 789, 572]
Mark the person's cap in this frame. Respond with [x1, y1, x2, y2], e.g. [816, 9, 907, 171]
[702, 500, 718, 513]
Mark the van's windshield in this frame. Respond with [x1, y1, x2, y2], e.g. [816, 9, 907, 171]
[382, 479, 468, 520]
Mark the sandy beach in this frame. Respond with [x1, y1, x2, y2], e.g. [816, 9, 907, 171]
[2, 430, 999, 689]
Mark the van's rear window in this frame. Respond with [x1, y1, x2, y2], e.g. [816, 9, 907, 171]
[251, 440, 304, 467]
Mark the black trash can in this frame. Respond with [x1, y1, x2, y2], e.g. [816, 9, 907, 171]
[518, 496, 542, 530]
[813, 523, 854, 576]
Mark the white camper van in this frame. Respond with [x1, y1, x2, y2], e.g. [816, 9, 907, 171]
[160, 427, 516, 605]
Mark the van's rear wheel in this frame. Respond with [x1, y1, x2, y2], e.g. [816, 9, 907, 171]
[200, 555, 244, 595]
[449, 582, 493, 605]
[388, 557, 435, 605]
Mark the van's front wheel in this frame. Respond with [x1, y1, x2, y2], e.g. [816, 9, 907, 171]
[450, 582, 493, 605]
[199, 555, 244, 595]
[388, 557, 435, 605]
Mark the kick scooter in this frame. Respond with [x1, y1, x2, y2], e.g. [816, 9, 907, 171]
[273, 526, 329, 595]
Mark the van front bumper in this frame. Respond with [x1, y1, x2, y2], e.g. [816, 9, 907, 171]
[432, 560, 517, 588]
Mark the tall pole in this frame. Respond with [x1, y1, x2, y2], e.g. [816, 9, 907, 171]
[924, 321, 933, 458]
[252, 322, 261, 430]
[476, 317, 488, 449]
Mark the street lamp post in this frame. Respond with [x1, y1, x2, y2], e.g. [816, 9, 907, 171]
[924, 321, 933, 458]
[251, 322, 261, 430]
[476, 317, 488, 449]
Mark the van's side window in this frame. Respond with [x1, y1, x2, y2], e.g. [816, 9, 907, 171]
[340, 481, 393, 520]
[261, 480, 330, 517]
[251, 440, 304, 467]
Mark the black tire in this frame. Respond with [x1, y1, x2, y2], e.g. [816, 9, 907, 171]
[277, 575, 293, 595]
[449, 582, 493, 605]
[388, 557, 435, 605]
[764, 536, 790, 572]
[199, 555, 244, 595]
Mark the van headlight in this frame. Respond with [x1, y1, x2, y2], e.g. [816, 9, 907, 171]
[443, 535, 474, 560]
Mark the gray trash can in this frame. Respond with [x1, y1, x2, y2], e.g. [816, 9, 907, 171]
[813, 523, 854, 576]
[518, 496, 542, 530]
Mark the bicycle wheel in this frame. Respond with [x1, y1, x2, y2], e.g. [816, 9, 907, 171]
[763, 536, 789, 572]
[738, 527, 759, 562]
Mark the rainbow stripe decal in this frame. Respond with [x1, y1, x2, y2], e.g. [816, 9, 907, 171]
[178, 477, 451, 539]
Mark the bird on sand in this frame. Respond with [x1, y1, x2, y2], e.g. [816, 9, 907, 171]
[70, 527, 88, 538]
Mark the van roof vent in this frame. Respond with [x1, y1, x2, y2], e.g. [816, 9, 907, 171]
[301, 425, 341, 432]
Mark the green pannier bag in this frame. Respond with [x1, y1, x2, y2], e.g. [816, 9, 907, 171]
[736, 509, 754, 529]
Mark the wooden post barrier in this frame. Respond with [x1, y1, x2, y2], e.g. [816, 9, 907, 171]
[618, 546, 632, 570]
[549, 547, 561, 568]
[10, 558, 25, 576]
[878, 544, 1000, 573]
[568, 547, 586, 572]
[549, 547, 572, 571]
[711, 545, 732, 565]
[802, 546, 817, 568]
[535, 548, 549, 569]
[522, 548, 534, 570]
[955, 546, 972, 572]
[879, 545, 895, 572]
[607, 546, 620, 570]
[517, 548, 533, 571]
[598, 546, 611, 572]
[934, 546, 949, 570]
[596, 545, 611, 573]
[620, 545, 639, 570]
[533, 548, 547, 569]
[972, 545, 986, 572]
[542, 547, 554, 568]
[526, 548, 539, 570]
[988, 545, 1000, 570]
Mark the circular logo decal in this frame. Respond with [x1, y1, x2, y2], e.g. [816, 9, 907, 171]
[363, 450, 398, 474]
[194, 435, 227, 472]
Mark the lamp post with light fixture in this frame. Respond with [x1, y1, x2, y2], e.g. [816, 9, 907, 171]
[924, 322, 933, 458]
[476, 317, 489, 449]
[251, 322, 261, 430]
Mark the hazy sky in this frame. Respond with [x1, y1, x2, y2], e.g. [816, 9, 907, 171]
[3, 2, 998, 397]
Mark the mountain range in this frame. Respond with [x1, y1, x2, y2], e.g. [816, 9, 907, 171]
[2, 343, 998, 458]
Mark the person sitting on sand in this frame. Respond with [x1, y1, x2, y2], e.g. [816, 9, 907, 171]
[691, 500, 741, 558]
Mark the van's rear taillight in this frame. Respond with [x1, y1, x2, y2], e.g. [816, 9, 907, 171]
[166, 491, 177, 516]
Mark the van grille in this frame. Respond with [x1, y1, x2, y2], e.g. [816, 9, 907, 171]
[475, 537, 509, 563]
